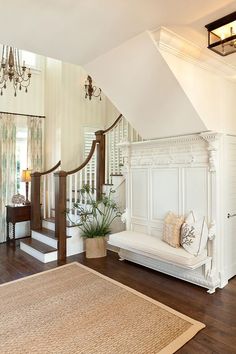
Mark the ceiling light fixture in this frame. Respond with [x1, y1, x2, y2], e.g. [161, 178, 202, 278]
[84, 75, 102, 101]
[205, 11, 236, 56]
[0, 45, 32, 97]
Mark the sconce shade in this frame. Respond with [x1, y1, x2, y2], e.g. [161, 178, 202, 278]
[21, 169, 32, 183]
[205, 11, 236, 56]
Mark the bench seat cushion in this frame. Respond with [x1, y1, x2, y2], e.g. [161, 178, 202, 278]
[108, 231, 208, 268]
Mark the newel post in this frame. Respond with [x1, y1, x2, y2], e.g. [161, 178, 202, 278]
[31, 172, 42, 230]
[54, 170, 67, 261]
[95, 130, 105, 198]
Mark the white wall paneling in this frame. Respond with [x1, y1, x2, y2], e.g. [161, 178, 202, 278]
[184, 167, 208, 220]
[222, 135, 236, 282]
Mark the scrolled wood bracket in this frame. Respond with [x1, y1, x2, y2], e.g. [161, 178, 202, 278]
[200, 132, 222, 173]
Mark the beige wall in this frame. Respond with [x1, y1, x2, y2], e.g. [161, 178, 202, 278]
[44, 59, 121, 170]
[0, 51, 121, 171]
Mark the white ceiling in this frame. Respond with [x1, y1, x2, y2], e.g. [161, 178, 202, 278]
[0, 0, 236, 65]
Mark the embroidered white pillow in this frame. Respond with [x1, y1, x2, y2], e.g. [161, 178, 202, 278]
[181, 211, 208, 256]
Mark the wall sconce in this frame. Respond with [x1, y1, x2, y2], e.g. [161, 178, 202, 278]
[21, 168, 32, 204]
[84, 75, 102, 101]
[205, 11, 236, 56]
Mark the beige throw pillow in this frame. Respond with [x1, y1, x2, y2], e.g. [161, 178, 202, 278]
[181, 211, 208, 256]
[163, 212, 184, 248]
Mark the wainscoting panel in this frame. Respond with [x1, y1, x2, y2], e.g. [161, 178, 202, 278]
[131, 169, 149, 220]
[184, 167, 208, 220]
[151, 168, 180, 221]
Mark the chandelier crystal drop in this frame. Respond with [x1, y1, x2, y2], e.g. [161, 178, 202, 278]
[0, 45, 32, 97]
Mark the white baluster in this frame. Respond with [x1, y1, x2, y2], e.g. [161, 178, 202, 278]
[108, 133, 112, 184]
[112, 128, 115, 177]
[89, 159, 92, 189]
[69, 174, 72, 213]
[84, 165, 87, 205]
[79, 170, 82, 203]
[121, 116, 124, 140]
[130, 123, 134, 142]
[47, 174, 51, 218]
[105, 133, 109, 184]
[51, 172, 55, 218]
[43, 175, 46, 219]
[74, 173, 78, 204]
[94, 145, 97, 194]
[118, 123, 121, 174]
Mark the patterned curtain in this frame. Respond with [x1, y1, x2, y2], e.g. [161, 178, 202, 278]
[0, 115, 16, 242]
[27, 117, 43, 172]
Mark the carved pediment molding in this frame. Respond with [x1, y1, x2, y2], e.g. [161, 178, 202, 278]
[119, 131, 222, 170]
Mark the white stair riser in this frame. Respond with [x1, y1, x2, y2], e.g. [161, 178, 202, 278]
[42, 220, 78, 235]
[32, 230, 57, 248]
[20, 242, 57, 263]
[42, 220, 55, 231]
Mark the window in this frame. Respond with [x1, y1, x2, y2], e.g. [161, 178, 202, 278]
[84, 128, 96, 187]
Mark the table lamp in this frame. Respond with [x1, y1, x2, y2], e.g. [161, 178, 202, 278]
[21, 168, 32, 204]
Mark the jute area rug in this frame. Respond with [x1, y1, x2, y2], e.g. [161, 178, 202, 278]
[0, 262, 205, 354]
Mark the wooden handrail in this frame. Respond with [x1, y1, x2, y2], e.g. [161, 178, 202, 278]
[34, 160, 61, 176]
[103, 114, 123, 134]
[67, 141, 97, 176]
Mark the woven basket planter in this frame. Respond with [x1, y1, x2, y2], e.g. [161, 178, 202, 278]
[85, 237, 107, 258]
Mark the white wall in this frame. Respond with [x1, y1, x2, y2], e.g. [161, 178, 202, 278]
[85, 31, 207, 140]
[160, 49, 236, 135]
[44, 58, 62, 169]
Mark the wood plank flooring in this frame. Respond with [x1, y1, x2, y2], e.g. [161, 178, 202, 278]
[0, 240, 235, 354]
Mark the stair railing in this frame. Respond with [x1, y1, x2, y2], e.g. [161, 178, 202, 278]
[104, 115, 142, 184]
[54, 114, 142, 261]
[54, 140, 98, 261]
[31, 160, 61, 230]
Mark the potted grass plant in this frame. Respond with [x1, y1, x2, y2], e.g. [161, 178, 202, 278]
[68, 185, 122, 258]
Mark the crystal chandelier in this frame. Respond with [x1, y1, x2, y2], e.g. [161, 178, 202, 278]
[0, 45, 32, 96]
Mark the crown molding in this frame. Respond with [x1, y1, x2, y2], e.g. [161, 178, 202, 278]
[151, 27, 236, 81]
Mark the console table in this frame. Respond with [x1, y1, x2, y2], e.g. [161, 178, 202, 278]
[6, 205, 31, 241]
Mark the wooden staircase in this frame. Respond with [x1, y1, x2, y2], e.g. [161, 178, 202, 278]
[20, 218, 80, 263]
[19, 114, 140, 263]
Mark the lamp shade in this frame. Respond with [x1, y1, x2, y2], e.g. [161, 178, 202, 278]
[21, 169, 32, 182]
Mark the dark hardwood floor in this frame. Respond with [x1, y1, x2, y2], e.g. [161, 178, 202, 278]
[0, 240, 236, 354]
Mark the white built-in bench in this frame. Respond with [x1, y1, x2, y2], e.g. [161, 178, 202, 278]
[109, 230, 210, 269]
[108, 230, 218, 293]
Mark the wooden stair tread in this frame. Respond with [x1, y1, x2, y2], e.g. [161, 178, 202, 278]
[21, 238, 57, 254]
[44, 218, 78, 228]
[33, 227, 72, 238]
